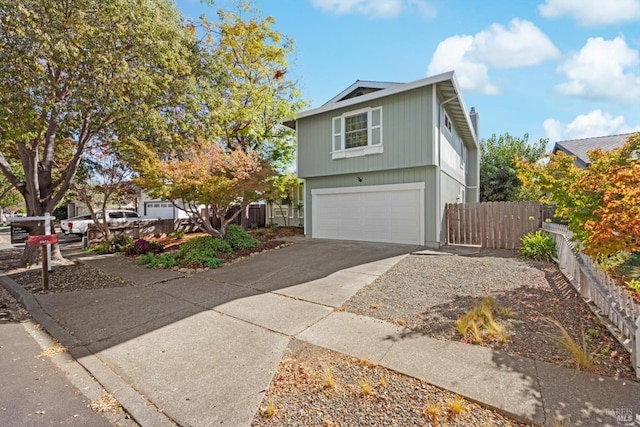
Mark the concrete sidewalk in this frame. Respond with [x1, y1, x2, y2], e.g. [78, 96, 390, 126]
[2, 239, 640, 426]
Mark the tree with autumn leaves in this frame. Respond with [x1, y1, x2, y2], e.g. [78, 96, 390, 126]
[517, 132, 640, 257]
[128, 3, 304, 238]
[132, 141, 273, 238]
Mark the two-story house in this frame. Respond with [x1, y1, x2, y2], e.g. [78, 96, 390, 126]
[295, 71, 479, 248]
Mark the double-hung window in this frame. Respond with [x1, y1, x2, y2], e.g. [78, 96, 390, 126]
[332, 106, 383, 159]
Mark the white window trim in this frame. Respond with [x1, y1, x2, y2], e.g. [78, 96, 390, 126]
[273, 207, 288, 218]
[332, 106, 383, 160]
[443, 110, 452, 135]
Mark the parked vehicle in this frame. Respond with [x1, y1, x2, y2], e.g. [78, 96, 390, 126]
[60, 210, 141, 236]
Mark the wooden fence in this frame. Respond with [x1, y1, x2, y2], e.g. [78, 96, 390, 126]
[446, 201, 542, 249]
[543, 222, 639, 378]
[87, 205, 267, 243]
[211, 204, 266, 229]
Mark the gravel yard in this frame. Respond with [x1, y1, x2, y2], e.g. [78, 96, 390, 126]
[252, 339, 528, 427]
[343, 250, 636, 381]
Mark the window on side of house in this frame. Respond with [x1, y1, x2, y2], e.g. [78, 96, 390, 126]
[332, 106, 383, 159]
[443, 110, 452, 134]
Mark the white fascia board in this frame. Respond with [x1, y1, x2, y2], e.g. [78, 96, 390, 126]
[299, 71, 456, 119]
[449, 73, 478, 146]
[323, 80, 401, 106]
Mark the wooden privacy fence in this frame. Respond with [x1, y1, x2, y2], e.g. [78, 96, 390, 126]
[88, 218, 200, 242]
[210, 204, 266, 229]
[446, 201, 542, 249]
[543, 222, 639, 378]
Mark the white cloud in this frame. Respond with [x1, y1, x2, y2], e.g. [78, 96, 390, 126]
[543, 110, 640, 141]
[309, 0, 435, 18]
[427, 35, 499, 95]
[555, 37, 640, 105]
[539, 0, 640, 26]
[427, 19, 558, 94]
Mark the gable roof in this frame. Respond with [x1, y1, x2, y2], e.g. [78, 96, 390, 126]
[552, 133, 634, 168]
[297, 71, 478, 148]
[322, 80, 401, 106]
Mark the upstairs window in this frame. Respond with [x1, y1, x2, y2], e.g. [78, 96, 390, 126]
[443, 111, 452, 134]
[332, 107, 383, 159]
[345, 113, 368, 148]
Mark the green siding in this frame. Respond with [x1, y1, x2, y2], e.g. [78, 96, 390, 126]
[298, 86, 435, 178]
[304, 166, 442, 247]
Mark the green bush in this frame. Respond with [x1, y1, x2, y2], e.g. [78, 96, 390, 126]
[138, 253, 179, 268]
[204, 257, 224, 269]
[224, 224, 258, 251]
[169, 230, 185, 239]
[177, 236, 231, 266]
[626, 279, 640, 293]
[520, 230, 557, 262]
[597, 251, 633, 273]
[89, 234, 134, 255]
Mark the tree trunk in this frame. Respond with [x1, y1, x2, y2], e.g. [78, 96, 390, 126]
[240, 205, 249, 231]
[21, 222, 64, 266]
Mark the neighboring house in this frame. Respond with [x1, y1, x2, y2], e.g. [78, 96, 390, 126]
[139, 192, 192, 220]
[294, 71, 480, 248]
[552, 133, 634, 169]
[267, 181, 304, 227]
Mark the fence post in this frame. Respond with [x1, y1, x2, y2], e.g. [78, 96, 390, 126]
[636, 316, 640, 379]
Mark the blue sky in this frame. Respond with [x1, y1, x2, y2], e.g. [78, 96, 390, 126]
[178, 0, 640, 148]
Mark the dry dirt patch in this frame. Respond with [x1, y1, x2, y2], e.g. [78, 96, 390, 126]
[252, 340, 528, 427]
[343, 251, 636, 380]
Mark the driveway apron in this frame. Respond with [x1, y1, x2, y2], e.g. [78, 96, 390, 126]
[34, 240, 414, 426]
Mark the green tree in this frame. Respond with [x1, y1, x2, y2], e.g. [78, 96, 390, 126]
[265, 173, 302, 227]
[196, 2, 304, 169]
[0, 171, 21, 214]
[0, 0, 194, 264]
[480, 133, 547, 202]
[130, 3, 304, 234]
[75, 148, 136, 239]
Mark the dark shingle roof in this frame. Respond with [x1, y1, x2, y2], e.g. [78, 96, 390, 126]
[552, 133, 634, 168]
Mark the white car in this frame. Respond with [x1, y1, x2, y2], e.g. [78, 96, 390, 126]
[60, 210, 141, 235]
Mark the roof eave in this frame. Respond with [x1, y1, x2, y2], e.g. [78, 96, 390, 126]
[298, 71, 456, 119]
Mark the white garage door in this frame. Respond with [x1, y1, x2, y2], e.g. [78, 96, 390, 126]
[312, 183, 424, 245]
[145, 202, 175, 219]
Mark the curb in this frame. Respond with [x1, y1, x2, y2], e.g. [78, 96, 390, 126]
[0, 273, 177, 427]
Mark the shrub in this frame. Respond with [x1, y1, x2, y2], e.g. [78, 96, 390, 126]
[110, 234, 135, 253]
[224, 224, 258, 251]
[626, 279, 640, 293]
[138, 253, 179, 268]
[597, 251, 632, 273]
[455, 297, 508, 343]
[543, 319, 597, 371]
[124, 238, 164, 256]
[520, 231, 556, 262]
[204, 257, 224, 269]
[168, 230, 185, 239]
[177, 235, 231, 266]
[89, 234, 134, 254]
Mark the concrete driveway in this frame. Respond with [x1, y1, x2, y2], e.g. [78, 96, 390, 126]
[34, 239, 416, 426]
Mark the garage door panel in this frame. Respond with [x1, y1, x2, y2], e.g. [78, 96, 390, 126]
[312, 184, 424, 245]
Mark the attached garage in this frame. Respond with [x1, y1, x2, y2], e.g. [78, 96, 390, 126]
[311, 183, 425, 245]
